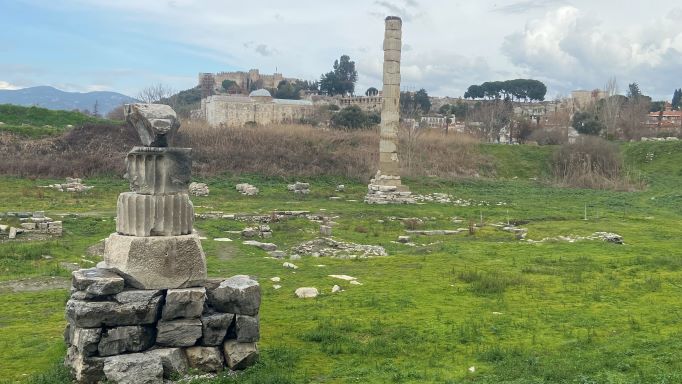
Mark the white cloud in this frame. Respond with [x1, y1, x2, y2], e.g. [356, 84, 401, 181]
[0, 81, 20, 90]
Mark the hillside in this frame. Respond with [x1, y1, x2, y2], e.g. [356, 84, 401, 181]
[0, 104, 121, 138]
[0, 86, 137, 115]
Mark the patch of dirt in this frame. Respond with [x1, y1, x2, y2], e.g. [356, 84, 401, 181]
[0, 277, 70, 293]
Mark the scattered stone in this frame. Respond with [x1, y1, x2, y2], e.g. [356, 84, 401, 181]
[103, 352, 163, 384]
[269, 250, 286, 259]
[236, 183, 259, 196]
[223, 341, 259, 370]
[162, 287, 206, 320]
[8, 227, 17, 239]
[350, 280, 362, 286]
[205, 275, 261, 316]
[44, 178, 94, 192]
[72, 268, 125, 298]
[272, 285, 281, 290]
[283, 262, 298, 269]
[146, 348, 189, 379]
[156, 319, 203, 347]
[98, 325, 155, 356]
[335, 184, 345, 192]
[270, 277, 281, 282]
[242, 240, 277, 251]
[329, 196, 341, 201]
[328, 275, 356, 281]
[200, 313, 234, 346]
[242, 225, 272, 238]
[189, 182, 209, 196]
[292, 238, 387, 258]
[332, 285, 342, 293]
[289, 254, 301, 261]
[320, 225, 332, 236]
[185, 346, 224, 372]
[213, 238, 232, 242]
[397, 235, 411, 243]
[295, 287, 318, 298]
[287, 181, 310, 195]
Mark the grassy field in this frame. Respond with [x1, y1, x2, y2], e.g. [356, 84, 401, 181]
[0, 104, 120, 137]
[0, 141, 681, 383]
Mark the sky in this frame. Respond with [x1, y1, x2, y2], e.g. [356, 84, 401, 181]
[1, 0, 681, 100]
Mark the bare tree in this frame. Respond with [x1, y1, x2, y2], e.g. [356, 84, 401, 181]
[601, 77, 622, 139]
[137, 84, 176, 108]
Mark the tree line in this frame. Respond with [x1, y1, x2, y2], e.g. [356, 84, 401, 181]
[464, 79, 547, 102]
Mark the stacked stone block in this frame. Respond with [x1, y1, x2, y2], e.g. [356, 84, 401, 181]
[64, 270, 261, 383]
[64, 104, 260, 383]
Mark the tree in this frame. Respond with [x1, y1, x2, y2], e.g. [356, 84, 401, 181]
[365, 87, 379, 96]
[400, 89, 431, 118]
[137, 84, 176, 106]
[330, 105, 380, 129]
[221, 79, 239, 93]
[92, 100, 100, 117]
[600, 77, 622, 139]
[572, 111, 604, 135]
[319, 55, 358, 96]
[438, 104, 452, 115]
[672, 88, 682, 110]
[274, 80, 301, 100]
[464, 79, 546, 101]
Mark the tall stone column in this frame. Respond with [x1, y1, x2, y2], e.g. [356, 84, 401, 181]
[103, 104, 207, 289]
[365, 16, 415, 204]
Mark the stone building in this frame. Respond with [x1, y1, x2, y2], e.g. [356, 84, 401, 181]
[201, 89, 314, 127]
[199, 70, 299, 95]
[338, 95, 383, 112]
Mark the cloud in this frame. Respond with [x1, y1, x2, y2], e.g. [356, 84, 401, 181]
[370, 0, 423, 21]
[0, 81, 20, 90]
[493, 0, 569, 14]
[502, 5, 682, 97]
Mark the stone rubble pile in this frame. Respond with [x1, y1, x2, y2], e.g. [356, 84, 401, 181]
[64, 270, 261, 383]
[236, 183, 259, 196]
[523, 232, 624, 244]
[43, 178, 94, 192]
[365, 171, 415, 204]
[292, 237, 387, 258]
[287, 182, 310, 195]
[241, 225, 272, 239]
[63, 104, 260, 384]
[406, 229, 467, 236]
[0, 211, 62, 239]
[641, 137, 679, 141]
[189, 182, 210, 196]
[492, 223, 528, 240]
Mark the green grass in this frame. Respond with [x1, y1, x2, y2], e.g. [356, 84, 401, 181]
[0, 104, 121, 137]
[1, 141, 681, 383]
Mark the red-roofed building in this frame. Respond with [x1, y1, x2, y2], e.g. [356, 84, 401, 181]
[646, 103, 682, 128]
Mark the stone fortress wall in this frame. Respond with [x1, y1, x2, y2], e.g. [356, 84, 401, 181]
[199, 69, 299, 94]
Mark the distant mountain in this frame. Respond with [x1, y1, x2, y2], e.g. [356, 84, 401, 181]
[0, 86, 138, 115]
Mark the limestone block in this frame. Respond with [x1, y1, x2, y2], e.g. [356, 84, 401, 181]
[124, 103, 180, 147]
[20, 222, 36, 230]
[205, 275, 261, 316]
[65, 346, 105, 384]
[185, 346, 224, 372]
[383, 72, 401, 86]
[384, 49, 401, 63]
[200, 312, 235, 346]
[382, 84, 401, 100]
[103, 233, 207, 290]
[66, 290, 162, 328]
[8, 227, 17, 239]
[222, 340, 259, 370]
[156, 319, 202, 347]
[379, 139, 397, 154]
[384, 28, 402, 40]
[125, 147, 192, 194]
[189, 182, 209, 196]
[242, 240, 277, 251]
[116, 192, 193, 236]
[98, 325, 155, 357]
[103, 352, 163, 384]
[146, 348, 189, 379]
[383, 61, 401, 75]
[72, 268, 124, 298]
[162, 287, 206, 320]
[69, 327, 102, 357]
[385, 16, 402, 30]
[235, 314, 260, 342]
[383, 37, 402, 51]
[320, 225, 332, 237]
[295, 287, 319, 298]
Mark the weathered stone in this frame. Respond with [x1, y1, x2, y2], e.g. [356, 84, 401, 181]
[98, 325, 155, 356]
[320, 225, 332, 236]
[20, 222, 36, 230]
[65, 346, 105, 384]
[235, 315, 259, 342]
[205, 275, 260, 316]
[124, 103, 180, 147]
[146, 348, 189, 379]
[69, 327, 102, 357]
[283, 262, 299, 269]
[185, 346, 224, 372]
[103, 352, 163, 384]
[295, 287, 319, 298]
[189, 182, 209, 196]
[65, 290, 163, 328]
[116, 192, 194, 236]
[223, 340, 259, 370]
[332, 285, 342, 293]
[156, 319, 202, 347]
[103, 233, 207, 290]
[242, 240, 277, 251]
[124, 147, 191, 194]
[72, 268, 125, 298]
[200, 312, 234, 346]
[8, 227, 17, 239]
[162, 287, 206, 320]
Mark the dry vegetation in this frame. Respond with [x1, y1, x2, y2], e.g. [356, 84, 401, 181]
[0, 121, 488, 181]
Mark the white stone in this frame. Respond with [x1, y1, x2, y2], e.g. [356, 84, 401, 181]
[332, 285, 342, 293]
[328, 274, 356, 281]
[283, 262, 298, 269]
[295, 287, 318, 298]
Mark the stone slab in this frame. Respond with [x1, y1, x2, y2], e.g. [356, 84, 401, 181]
[156, 319, 202, 347]
[161, 287, 206, 320]
[66, 290, 163, 328]
[205, 275, 261, 316]
[72, 268, 125, 298]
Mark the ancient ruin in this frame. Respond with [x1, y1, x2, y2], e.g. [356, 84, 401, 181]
[63, 104, 260, 383]
[365, 16, 415, 204]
